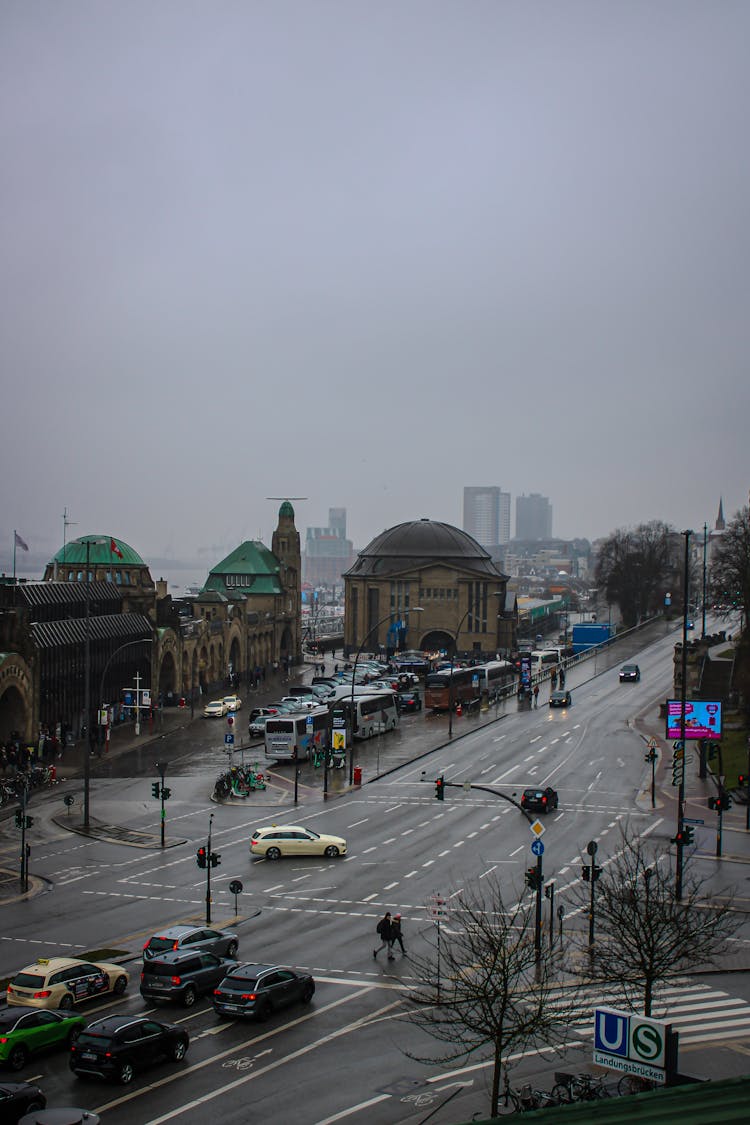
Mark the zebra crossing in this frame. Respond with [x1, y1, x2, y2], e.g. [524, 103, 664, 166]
[554, 979, 750, 1045]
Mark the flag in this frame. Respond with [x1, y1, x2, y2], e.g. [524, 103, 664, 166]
[110, 538, 123, 559]
[14, 531, 29, 552]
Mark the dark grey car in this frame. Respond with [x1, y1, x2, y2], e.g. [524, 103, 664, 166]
[143, 925, 238, 962]
[140, 950, 234, 1007]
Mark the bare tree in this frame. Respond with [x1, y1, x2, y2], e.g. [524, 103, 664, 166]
[570, 831, 740, 1016]
[403, 876, 575, 1119]
[710, 504, 750, 619]
[595, 521, 677, 628]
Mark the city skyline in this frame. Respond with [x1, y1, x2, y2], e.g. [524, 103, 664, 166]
[2, 3, 749, 564]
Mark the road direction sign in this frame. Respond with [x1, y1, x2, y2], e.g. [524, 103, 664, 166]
[531, 839, 544, 857]
[683, 817, 705, 826]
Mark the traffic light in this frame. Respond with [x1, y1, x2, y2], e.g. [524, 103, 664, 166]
[210, 852, 221, 868]
[672, 829, 693, 847]
[581, 865, 590, 882]
[707, 796, 720, 811]
[162, 787, 171, 800]
[738, 774, 747, 787]
[525, 867, 540, 890]
[683, 826, 695, 845]
[151, 782, 160, 799]
[671, 759, 684, 787]
[435, 776, 445, 801]
[196, 847, 207, 868]
[592, 865, 602, 882]
[14, 812, 32, 829]
[720, 792, 732, 811]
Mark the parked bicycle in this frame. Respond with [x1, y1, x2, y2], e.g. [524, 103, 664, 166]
[551, 1071, 612, 1102]
[503, 1074, 562, 1112]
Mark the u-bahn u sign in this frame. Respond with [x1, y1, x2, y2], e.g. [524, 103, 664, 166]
[593, 1007, 678, 1083]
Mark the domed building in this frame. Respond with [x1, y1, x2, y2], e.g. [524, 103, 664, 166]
[0, 505, 302, 744]
[344, 518, 516, 658]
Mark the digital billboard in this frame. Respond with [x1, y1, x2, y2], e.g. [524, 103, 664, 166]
[665, 699, 722, 741]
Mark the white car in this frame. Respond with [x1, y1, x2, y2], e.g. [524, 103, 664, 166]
[250, 825, 347, 860]
[223, 695, 242, 712]
[204, 700, 228, 718]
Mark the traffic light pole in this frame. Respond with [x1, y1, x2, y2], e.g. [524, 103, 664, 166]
[675, 529, 691, 902]
[534, 855, 543, 965]
[586, 840, 598, 952]
[206, 813, 214, 925]
[159, 763, 166, 848]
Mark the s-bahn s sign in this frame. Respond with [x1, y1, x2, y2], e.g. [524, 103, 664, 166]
[593, 1007, 677, 1083]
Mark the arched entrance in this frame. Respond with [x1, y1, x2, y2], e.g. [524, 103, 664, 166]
[421, 630, 457, 655]
[158, 650, 178, 705]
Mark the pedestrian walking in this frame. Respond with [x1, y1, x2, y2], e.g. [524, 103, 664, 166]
[533, 683, 539, 708]
[550, 669, 558, 690]
[391, 913, 406, 954]
[559, 667, 566, 688]
[373, 912, 395, 960]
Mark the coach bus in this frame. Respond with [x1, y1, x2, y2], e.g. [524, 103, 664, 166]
[330, 692, 400, 740]
[424, 661, 515, 711]
[264, 705, 330, 761]
[530, 648, 565, 675]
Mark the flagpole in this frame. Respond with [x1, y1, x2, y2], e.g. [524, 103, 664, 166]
[12, 531, 17, 583]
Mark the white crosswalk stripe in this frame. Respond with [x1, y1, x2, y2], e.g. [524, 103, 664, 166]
[551, 980, 750, 1045]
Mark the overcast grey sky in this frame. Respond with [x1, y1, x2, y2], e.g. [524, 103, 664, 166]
[2, 1, 749, 571]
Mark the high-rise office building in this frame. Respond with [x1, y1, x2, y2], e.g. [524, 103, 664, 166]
[515, 493, 553, 540]
[303, 507, 355, 588]
[463, 487, 511, 549]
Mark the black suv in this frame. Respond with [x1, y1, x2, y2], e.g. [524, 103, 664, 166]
[140, 950, 234, 1007]
[520, 787, 559, 814]
[213, 963, 314, 1020]
[70, 1015, 189, 1085]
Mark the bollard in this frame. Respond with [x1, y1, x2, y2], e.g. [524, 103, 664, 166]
[353, 765, 363, 786]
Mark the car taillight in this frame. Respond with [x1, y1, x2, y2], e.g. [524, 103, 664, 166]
[214, 988, 221, 995]
[172, 941, 179, 950]
[140, 972, 144, 982]
[241, 993, 257, 1001]
[142, 940, 149, 950]
[105, 1051, 113, 1058]
[541, 796, 548, 804]
[171, 976, 182, 986]
[33, 990, 52, 999]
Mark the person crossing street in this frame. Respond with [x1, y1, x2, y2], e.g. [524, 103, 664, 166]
[373, 912, 395, 960]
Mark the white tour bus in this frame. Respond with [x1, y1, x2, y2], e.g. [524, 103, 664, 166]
[264, 705, 330, 761]
[330, 691, 399, 740]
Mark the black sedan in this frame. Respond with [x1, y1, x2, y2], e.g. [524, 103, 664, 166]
[70, 1015, 189, 1084]
[549, 690, 572, 708]
[619, 664, 641, 682]
[520, 787, 559, 814]
[397, 690, 422, 713]
[0, 1081, 46, 1123]
[213, 963, 315, 1020]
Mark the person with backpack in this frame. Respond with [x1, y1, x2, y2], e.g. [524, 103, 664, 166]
[373, 912, 395, 960]
[391, 913, 406, 954]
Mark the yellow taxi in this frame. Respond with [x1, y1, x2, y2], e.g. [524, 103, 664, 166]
[6, 957, 129, 1010]
[250, 824, 347, 860]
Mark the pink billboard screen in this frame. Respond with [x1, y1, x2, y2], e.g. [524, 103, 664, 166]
[665, 699, 722, 741]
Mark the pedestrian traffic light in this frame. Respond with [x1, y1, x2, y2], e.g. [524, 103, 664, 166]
[707, 796, 721, 811]
[544, 881, 555, 900]
[524, 867, 540, 890]
[151, 782, 160, 799]
[683, 826, 695, 845]
[196, 847, 207, 868]
[581, 865, 590, 882]
[162, 787, 171, 800]
[435, 776, 445, 801]
[210, 851, 221, 868]
[738, 774, 747, 787]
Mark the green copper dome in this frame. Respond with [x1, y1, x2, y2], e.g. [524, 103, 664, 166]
[51, 535, 145, 566]
[203, 540, 283, 596]
[279, 500, 295, 518]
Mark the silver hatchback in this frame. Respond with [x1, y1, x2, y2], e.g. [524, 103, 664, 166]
[143, 925, 239, 962]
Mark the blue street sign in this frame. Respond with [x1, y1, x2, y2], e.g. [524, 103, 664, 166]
[224, 733, 235, 746]
[531, 839, 544, 856]
[306, 715, 313, 731]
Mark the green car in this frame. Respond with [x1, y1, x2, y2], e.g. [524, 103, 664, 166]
[0, 1008, 86, 1071]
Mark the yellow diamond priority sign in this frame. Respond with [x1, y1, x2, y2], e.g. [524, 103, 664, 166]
[530, 819, 545, 838]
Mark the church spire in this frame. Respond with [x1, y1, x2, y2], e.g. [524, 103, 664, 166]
[715, 497, 725, 531]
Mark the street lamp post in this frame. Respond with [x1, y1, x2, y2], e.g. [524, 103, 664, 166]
[82, 538, 107, 830]
[675, 529, 692, 901]
[348, 607, 423, 784]
[448, 607, 474, 740]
